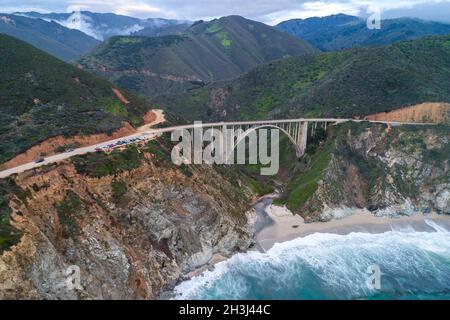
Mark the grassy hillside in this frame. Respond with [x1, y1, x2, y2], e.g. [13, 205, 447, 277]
[79, 15, 316, 98]
[134, 22, 192, 37]
[0, 34, 150, 164]
[153, 35, 450, 121]
[0, 13, 100, 61]
[277, 14, 450, 51]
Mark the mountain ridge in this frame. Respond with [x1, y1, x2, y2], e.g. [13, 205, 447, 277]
[277, 14, 450, 51]
[78, 15, 317, 98]
[152, 35, 450, 122]
[16, 11, 191, 41]
[0, 34, 150, 164]
[0, 13, 100, 61]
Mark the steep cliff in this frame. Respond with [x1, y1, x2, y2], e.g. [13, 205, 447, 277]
[281, 123, 449, 221]
[1, 123, 448, 299]
[0, 143, 255, 299]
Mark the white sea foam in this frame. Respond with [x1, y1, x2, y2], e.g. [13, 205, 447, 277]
[389, 223, 416, 233]
[424, 218, 449, 233]
[173, 228, 450, 300]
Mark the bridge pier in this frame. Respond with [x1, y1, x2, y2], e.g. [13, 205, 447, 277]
[184, 119, 332, 162]
[311, 121, 321, 138]
[295, 121, 308, 158]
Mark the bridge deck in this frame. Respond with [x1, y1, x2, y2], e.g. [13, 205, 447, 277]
[0, 119, 439, 179]
[153, 119, 435, 134]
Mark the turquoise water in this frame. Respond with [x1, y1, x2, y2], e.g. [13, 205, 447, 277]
[173, 220, 450, 300]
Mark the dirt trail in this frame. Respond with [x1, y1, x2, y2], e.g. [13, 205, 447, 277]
[1, 110, 166, 170]
[138, 109, 166, 132]
[112, 88, 130, 105]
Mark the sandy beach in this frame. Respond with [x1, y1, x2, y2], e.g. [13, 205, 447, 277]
[162, 197, 450, 299]
[255, 200, 450, 251]
[177, 196, 450, 282]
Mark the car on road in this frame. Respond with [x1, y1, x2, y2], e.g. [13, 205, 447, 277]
[34, 158, 45, 164]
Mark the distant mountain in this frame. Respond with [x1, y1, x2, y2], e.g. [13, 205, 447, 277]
[153, 35, 450, 121]
[277, 14, 450, 51]
[0, 34, 149, 164]
[16, 11, 190, 41]
[133, 22, 192, 37]
[0, 13, 100, 61]
[79, 15, 316, 98]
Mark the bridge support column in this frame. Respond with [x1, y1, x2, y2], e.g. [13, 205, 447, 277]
[294, 122, 299, 145]
[311, 122, 318, 138]
[296, 121, 308, 158]
[221, 124, 228, 164]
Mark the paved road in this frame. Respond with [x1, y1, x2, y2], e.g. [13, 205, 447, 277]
[0, 131, 162, 179]
[0, 117, 436, 179]
[0, 109, 166, 179]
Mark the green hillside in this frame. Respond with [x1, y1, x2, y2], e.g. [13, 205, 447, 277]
[153, 35, 450, 121]
[0, 13, 100, 61]
[134, 22, 192, 37]
[0, 34, 149, 164]
[277, 14, 450, 51]
[79, 15, 316, 98]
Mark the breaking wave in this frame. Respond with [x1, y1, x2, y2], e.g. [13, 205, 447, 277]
[173, 225, 450, 300]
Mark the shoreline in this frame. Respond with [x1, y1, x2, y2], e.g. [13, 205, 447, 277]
[255, 201, 450, 251]
[166, 196, 450, 296]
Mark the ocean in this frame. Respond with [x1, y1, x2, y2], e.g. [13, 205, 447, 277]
[172, 219, 450, 300]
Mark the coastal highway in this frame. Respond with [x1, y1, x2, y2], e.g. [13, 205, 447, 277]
[0, 109, 166, 179]
[0, 131, 161, 179]
[0, 117, 436, 179]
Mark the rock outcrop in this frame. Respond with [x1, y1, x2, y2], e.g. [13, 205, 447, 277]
[0, 158, 255, 299]
[1, 122, 448, 299]
[297, 123, 449, 221]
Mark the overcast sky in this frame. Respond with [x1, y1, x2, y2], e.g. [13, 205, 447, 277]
[1, 0, 450, 25]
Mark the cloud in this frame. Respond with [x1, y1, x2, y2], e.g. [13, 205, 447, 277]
[64, 0, 162, 16]
[383, 1, 450, 23]
[1, 0, 449, 24]
[114, 3, 161, 16]
[262, 1, 363, 25]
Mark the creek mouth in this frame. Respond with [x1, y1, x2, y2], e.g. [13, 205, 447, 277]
[169, 211, 450, 300]
[163, 194, 450, 300]
[252, 195, 277, 238]
[158, 195, 279, 299]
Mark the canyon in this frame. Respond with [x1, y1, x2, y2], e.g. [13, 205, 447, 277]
[1, 121, 448, 299]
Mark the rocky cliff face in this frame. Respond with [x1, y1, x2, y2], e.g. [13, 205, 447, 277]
[1, 122, 448, 299]
[0, 156, 255, 299]
[296, 123, 449, 221]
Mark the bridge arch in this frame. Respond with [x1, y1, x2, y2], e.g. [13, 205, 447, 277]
[225, 124, 302, 162]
